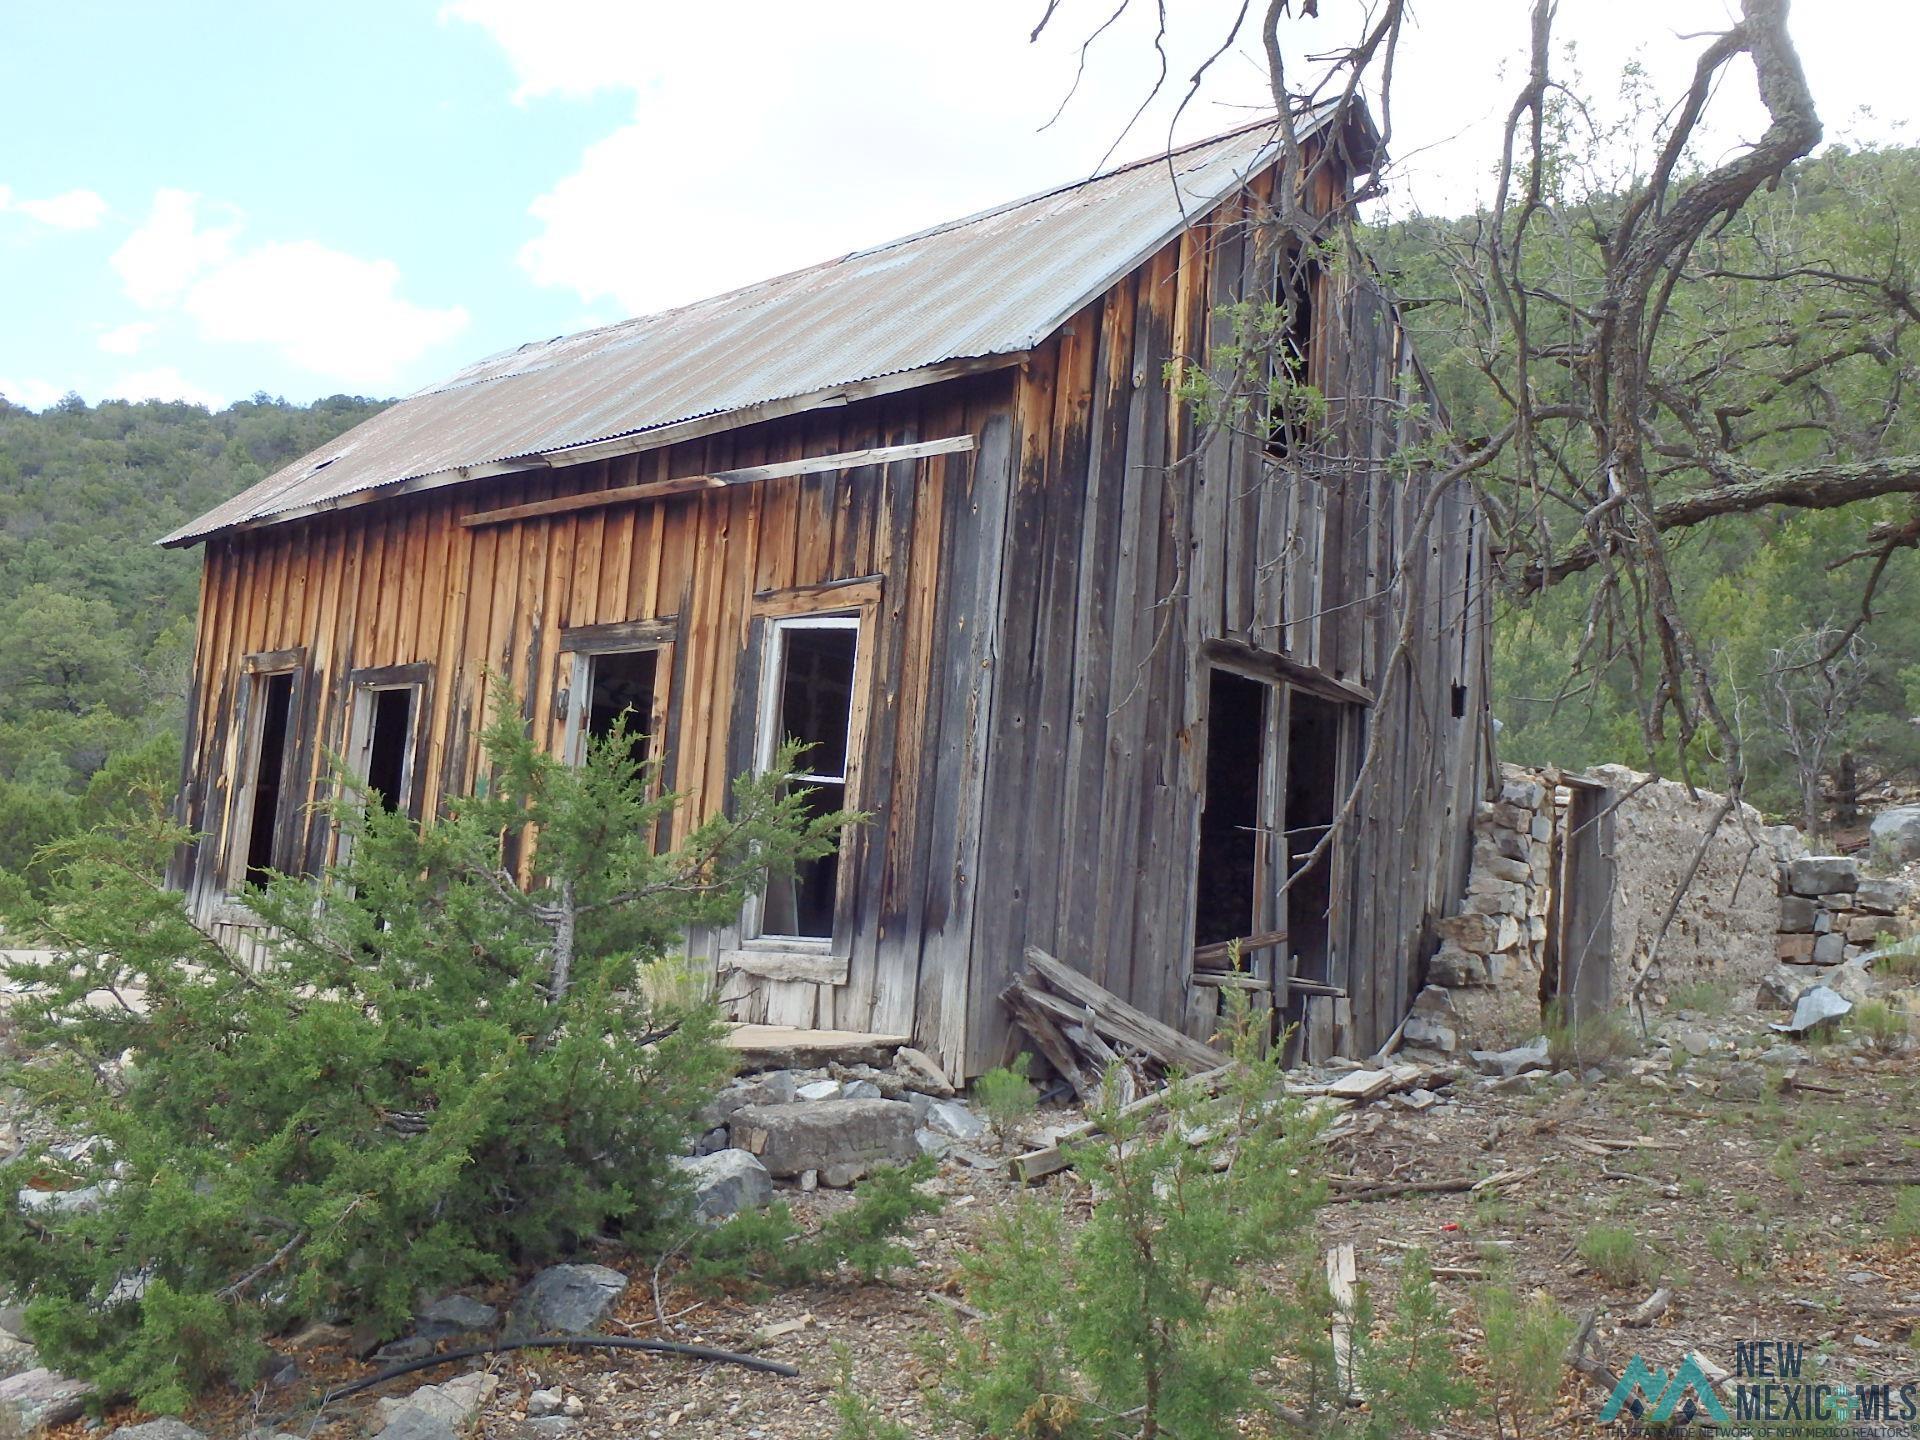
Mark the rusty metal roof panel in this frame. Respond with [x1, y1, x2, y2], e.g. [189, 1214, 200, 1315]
[165, 112, 1322, 546]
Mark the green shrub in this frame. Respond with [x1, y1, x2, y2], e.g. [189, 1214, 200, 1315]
[971, 1054, 1038, 1151]
[1872, 938, 1920, 981]
[1476, 1284, 1576, 1438]
[685, 1155, 941, 1291]
[1577, 1225, 1659, 1288]
[1892, 1186, 1920, 1243]
[0, 680, 849, 1411]
[1354, 1250, 1476, 1438]
[927, 995, 1340, 1438]
[1545, 1001, 1640, 1072]
[1849, 1000, 1910, 1053]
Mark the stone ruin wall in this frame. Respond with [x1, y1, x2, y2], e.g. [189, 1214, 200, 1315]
[1412, 761, 1916, 1055]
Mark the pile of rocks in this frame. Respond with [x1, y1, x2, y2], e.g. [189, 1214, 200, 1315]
[1778, 854, 1910, 967]
[677, 1047, 985, 1216]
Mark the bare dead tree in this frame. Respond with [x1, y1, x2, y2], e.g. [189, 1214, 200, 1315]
[1763, 624, 1871, 838]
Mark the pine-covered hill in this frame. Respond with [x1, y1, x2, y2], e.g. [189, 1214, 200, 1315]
[1363, 144, 1920, 823]
[0, 392, 386, 880]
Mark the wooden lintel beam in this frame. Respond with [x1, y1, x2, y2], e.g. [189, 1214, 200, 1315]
[1201, 638, 1376, 708]
[458, 434, 976, 529]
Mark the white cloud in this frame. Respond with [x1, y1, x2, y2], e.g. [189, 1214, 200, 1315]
[13, 188, 108, 229]
[102, 367, 224, 409]
[182, 241, 469, 385]
[111, 189, 236, 309]
[0, 376, 67, 410]
[450, 0, 1920, 318]
[97, 320, 158, 356]
[0, 185, 108, 229]
[453, 0, 1277, 317]
[102, 190, 469, 387]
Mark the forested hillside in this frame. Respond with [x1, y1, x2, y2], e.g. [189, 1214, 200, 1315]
[0, 392, 386, 881]
[1369, 142, 1920, 827]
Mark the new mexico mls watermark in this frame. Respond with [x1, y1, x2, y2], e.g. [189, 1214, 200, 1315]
[1600, 1340, 1920, 1436]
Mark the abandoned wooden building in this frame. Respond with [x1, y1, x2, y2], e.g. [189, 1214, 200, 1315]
[162, 104, 1489, 1079]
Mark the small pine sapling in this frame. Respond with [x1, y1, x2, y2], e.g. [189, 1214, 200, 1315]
[971, 1053, 1038, 1152]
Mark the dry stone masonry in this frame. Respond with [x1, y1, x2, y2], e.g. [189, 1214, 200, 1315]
[1423, 761, 1915, 1054]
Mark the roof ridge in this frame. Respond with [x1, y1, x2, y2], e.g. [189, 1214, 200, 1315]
[430, 109, 1304, 396]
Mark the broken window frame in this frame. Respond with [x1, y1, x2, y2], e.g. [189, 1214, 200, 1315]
[341, 662, 431, 827]
[225, 647, 307, 894]
[555, 618, 677, 782]
[1263, 241, 1325, 461]
[737, 582, 878, 962]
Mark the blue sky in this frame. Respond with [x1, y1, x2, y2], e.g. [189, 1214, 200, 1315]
[2, 1, 1909, 412]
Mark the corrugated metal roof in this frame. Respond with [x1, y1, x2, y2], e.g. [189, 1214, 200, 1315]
[165, 109, 1341, 546]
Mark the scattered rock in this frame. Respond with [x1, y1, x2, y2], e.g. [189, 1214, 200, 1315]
[0, 1369, 95, 1434]
[698, 1072, 799, 1129]
[1758, 969, 1803, 1009]
[374, 1373, 498, 1439]
[14, 1183, 112, 1217]
[671, 1148, 773, 1222]
[516, 1421, 578, 1440]
[1469, 1038, 1550, 1078]
[370, 1336, 436, 1363]
[1869, 807, 1920, 866]
[109, 1421, 206, 1440]
[841, 1079, 883, 1101]
[1772, 985, 1853, 1036]
[892, 1047, 955, 1097]
[729, 1099, 918, 1180]
[1669, 1027, 1714, 1057]
[1821, 961, 1879, 1007]
[1717, 1063, 1769, 1101]
[1790, 855, 1858, 896]
[505, 1264, 628, 1338]
[794, 1079, 842, 1102]
[526, 1390, 564, 1419]
[415, 1294, 497, 1341]
[923, 1098, 986, 1142]
[0, 1333, 37, 1383]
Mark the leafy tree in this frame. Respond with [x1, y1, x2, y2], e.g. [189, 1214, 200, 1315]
[0, 682, 849, 1411]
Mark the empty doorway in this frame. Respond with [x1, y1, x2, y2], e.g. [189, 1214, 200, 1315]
[1193, 669, 1270, 952]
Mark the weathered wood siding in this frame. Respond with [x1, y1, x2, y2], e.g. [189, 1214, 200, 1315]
[175, 375, 1017, 1076]
[175, 153, 1484, 1078]
[959, 189, 1487, 1072]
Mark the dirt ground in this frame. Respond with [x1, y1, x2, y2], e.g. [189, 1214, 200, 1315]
[75, 986, 1912, 1440]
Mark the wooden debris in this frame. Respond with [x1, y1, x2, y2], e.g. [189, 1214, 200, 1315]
[1326, 1244, 1363, 1404]
[1010, 947, 1225, 1080]
[1008, 1064, 1236, 1183]
[1622, 1287, 1672, 1329]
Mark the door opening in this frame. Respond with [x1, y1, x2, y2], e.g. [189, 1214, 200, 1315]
[242, 671, 296, 888]
[1282, 690, 1342, 984]
[1193, 669, 1269, 951]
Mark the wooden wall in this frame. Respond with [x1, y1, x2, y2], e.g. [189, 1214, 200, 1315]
[175, 154, 1486, 1079]
[174, 375, 1018, 1076]
[957, 181, 1488, 1073]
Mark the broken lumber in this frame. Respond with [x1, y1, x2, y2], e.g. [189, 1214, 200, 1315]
[1326, 1244, 1363, 1404]
[1622, 1287, 1672, 1329]
[1009, 1064, 1237, 1183]
[1019, 947, 1223, 1075]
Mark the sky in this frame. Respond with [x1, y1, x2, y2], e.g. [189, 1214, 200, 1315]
[0, 1, 1910, 412]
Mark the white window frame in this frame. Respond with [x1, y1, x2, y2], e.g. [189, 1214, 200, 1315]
[742, 612, 863, 953]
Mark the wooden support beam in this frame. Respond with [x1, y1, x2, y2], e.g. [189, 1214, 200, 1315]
[460, 435, 977, 529]
[1190, 927, 1289, 969]
[1022, 947, 1224, 1075]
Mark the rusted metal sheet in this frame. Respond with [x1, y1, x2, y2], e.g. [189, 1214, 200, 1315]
[162, 110, 1348, 548]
